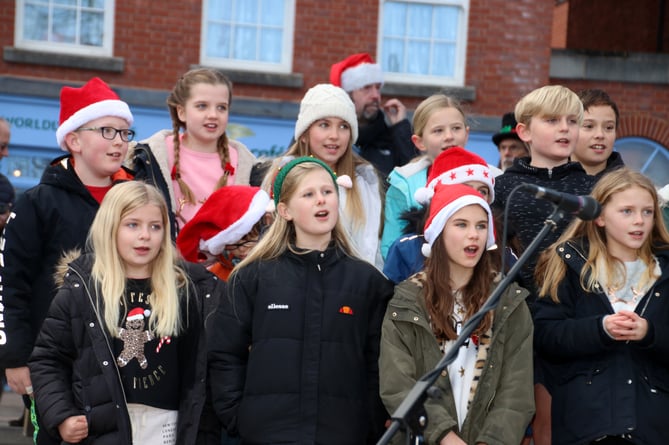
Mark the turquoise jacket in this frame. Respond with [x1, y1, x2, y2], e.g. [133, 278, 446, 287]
[381, 157, 431, 258]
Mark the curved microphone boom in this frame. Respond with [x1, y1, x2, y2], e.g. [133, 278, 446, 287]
[520, 183, 601, 220]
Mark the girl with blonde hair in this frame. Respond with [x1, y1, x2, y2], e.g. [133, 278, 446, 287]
[28, 181, 220, 444]
[534, 168, 669, 445]
[263, 84, 385, 268]
[209, 157, 393, 444]
[381, 93, 472, 258]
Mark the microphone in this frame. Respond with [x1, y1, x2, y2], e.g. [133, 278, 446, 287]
[520, 183, 601, 220]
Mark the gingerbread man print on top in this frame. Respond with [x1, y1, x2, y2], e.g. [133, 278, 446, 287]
[117, 307, 154, 369]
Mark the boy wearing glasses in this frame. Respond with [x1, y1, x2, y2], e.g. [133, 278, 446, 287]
[177, 185, 272, 281]
[0, 77, 165, 445]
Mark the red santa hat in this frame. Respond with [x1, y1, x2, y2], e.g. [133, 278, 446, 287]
[56, 77, 133, 150]
[176, 185, 272, 261]
[330, 53, 384, 93]
[414, 147, 496, 205]
[422, 183, 495, 258]
[127, 307, 150, 321]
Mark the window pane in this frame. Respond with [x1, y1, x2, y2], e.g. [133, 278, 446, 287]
[260, 29, 282, 62]
[233, 26, 257, 60]
[615, 137, 669, 186]
[432, 42, 455, 76]
[261, 0, 283, 26]
[23, 4, 48, 40]
[81, 11, 104, 46]
[383, 2, 406, 36]
[52, 7, 76, 44]
[434, 6, 458, 40]
[21, 0, 109, 49]
[235, 1, 258, 23]
[382, 38, 404, 73]
[207, 24, 231, 58]
[380, 0, 466, 81]
[82, 0, 105, 7]
[203, 0, 292, 68]
[407, 41, 430, 74]
[407, 4, 431, 38]
[208, 0, 232, 20]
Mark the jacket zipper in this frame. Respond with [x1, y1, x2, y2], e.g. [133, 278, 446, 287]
[70, 267, 130, 408]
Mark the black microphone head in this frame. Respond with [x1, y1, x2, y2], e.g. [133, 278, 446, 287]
[578, 196, 601, 221]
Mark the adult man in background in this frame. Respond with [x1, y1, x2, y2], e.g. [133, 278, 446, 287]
[492, 112, 529, 171]
[330, 53, 417, 177]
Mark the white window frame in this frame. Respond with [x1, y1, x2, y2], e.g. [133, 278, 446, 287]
[200, 0, 296, 74]
[377, 0, 469, 87]
[14, 0, 115, 57]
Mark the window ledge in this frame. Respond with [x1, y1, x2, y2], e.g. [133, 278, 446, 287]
[192, 65, 304, 89]
[550, 49, 669, 84]
[3, 47, 124, 72]
[382, 82, 476, 102]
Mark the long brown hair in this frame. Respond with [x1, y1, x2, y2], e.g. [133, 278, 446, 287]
[167, 68, 234, 204]
[422, 231, 498, 340]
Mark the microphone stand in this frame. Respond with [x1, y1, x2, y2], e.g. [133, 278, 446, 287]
[377, 206, 568, 445]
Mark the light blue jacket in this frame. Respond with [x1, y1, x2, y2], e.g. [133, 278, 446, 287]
[381, 156, 431, 258]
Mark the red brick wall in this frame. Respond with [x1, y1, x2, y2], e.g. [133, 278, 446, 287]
[555, 79, 669, 145]
[552, 2, 568, 48]
[465, 0, 554, 115]
[1, 0, 664, 130]
[565, 0, 665, 53]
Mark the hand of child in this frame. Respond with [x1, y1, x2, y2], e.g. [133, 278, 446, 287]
[440, 430, 467, 445]
[604, 311, 649, 341]
[58, 415, 89, 443]
[383, 99, 407, 125]
[5, 366, 32, 396]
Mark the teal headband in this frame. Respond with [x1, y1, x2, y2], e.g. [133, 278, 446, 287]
[273, 156, 339, 206]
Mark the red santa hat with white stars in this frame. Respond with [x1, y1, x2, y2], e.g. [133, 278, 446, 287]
[330, 53, 384, 93]
[414, 147, 496, 205]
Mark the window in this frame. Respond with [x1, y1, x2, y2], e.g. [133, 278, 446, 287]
[615, 137, 669, 187]
[379, 0, 469, 86]
[15, 0, 115, 56]
[201, 0, 295, 74]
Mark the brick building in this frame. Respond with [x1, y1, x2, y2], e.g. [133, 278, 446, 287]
[1, 0, 668, 190]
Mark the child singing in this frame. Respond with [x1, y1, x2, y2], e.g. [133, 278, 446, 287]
[534, 168, 669, 445]
[208, 156, 393, 444]
[380, 183, 534, 445]
[28, 181, 219, 444]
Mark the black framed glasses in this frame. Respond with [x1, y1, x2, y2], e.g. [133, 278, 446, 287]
[77, 126, 135, 142]
[225, 238, 259, 251]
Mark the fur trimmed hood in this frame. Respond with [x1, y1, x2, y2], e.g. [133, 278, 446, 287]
[53, 249, 84, 288]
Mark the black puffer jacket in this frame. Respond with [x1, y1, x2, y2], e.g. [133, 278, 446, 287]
[208, 245, 394, 444]
[28, 252, 220, 445]
[0, 152, 175, 371]
[534, 240, 669, 445]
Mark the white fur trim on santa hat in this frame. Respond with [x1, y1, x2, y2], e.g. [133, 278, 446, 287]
[56, 99, 133, 151]
[199, 189, 270, 256]
[415, 164, 496, 205]
[422, 194, 495, 257]
[340, 63, 384, 92]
